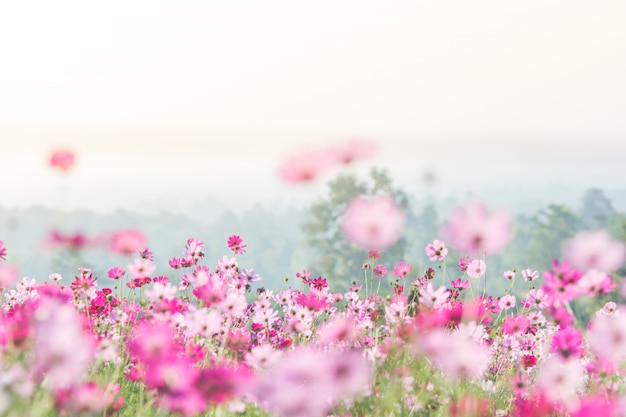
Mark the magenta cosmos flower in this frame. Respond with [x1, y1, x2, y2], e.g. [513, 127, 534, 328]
[440, 202, 512, 256]
[227, 235, 247, 255]
[341, 194, 406, 251]
[49, 149, 75, 171]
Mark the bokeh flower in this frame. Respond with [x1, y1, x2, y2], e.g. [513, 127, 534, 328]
[110, 229, 147, 255]
[49, 149, 75, 171]
[333, 139, 377, 164]
[279, 147, 338, 183]
[441, 202, 512, 255]
[563, 229, 626, 272]
[342, 194, 406, 250]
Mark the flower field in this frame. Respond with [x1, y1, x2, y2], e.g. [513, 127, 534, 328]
[1, 210, 626, 417]
[1, 144, 626, 417]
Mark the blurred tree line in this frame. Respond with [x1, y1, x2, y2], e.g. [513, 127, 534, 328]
[2, 168, 624, 299]
[301, 168, 412, 292]
[303, 169, 626, 296]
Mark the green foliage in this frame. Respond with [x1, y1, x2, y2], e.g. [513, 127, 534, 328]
[505, 204, 581, 271]
[580, 188, 616, 229]
[302, 168, 411, 291]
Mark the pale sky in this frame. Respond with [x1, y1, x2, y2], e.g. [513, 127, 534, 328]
[1, 1, 625, 212]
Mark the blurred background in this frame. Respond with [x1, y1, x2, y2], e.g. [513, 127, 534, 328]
[1, 0, 625, 290]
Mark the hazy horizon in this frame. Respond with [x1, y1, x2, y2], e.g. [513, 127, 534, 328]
[1, 128, 624, 215]
[2, 1, 625, 213]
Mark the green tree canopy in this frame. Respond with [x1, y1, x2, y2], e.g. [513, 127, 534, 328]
[302, 168, 411, 291]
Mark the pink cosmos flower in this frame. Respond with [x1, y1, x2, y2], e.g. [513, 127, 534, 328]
[393, 261, 412, 279]
[440, 202, 512, 255]
[525, 288, 549, 310]
[596, 301, 618, 318]
[373, 264, 387, 278]
[110, 229, 147, 255]
[70, 269, 97, 298]
[49, 149, 75, 171]
[418, 283, 450, 309]
[127, 277, 152, 288]
[577, 269, 614, 296]
[227, 235, 247, 255]
[521, 355, 537, 369]
[192, 274, 227, 306]
[341, 194, 406, 250]
[128, 321, 179, 364]
[425, 239, 448, 261]
[563, 229, 626, 272]
[450, 278, 470, 290]
[503, 270, 515, 281]
[521, 268, 539, 282]
[139, 247, 154, 261]
[145, 282, 178, 303]
[217, 255, 238, 276]
[551, 307, 575, 328]
[332, 138, 377, 164]
[0, 240, 6, 260]
[218, 292, 248, 318]
[245, 344, 282, 370]
[107, 267, 125, 280]
[501, 315, 530, 335]
[48, 273, 62, 283]
[541, 261, 582, 306]
[296, 292, 329, 311]
[499, 295, 516, 310]
[500, 335, 521, 356]
[279, 147, 339, 183]
[466, 259, 486, 278]
[317, 314, 359, 346]
[128, 258, 156, 279]
[458, 257, 469, 273]
[422, 267, 436, 280]
[550, 326, 585, 359]
[368, 249, 380, 260]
